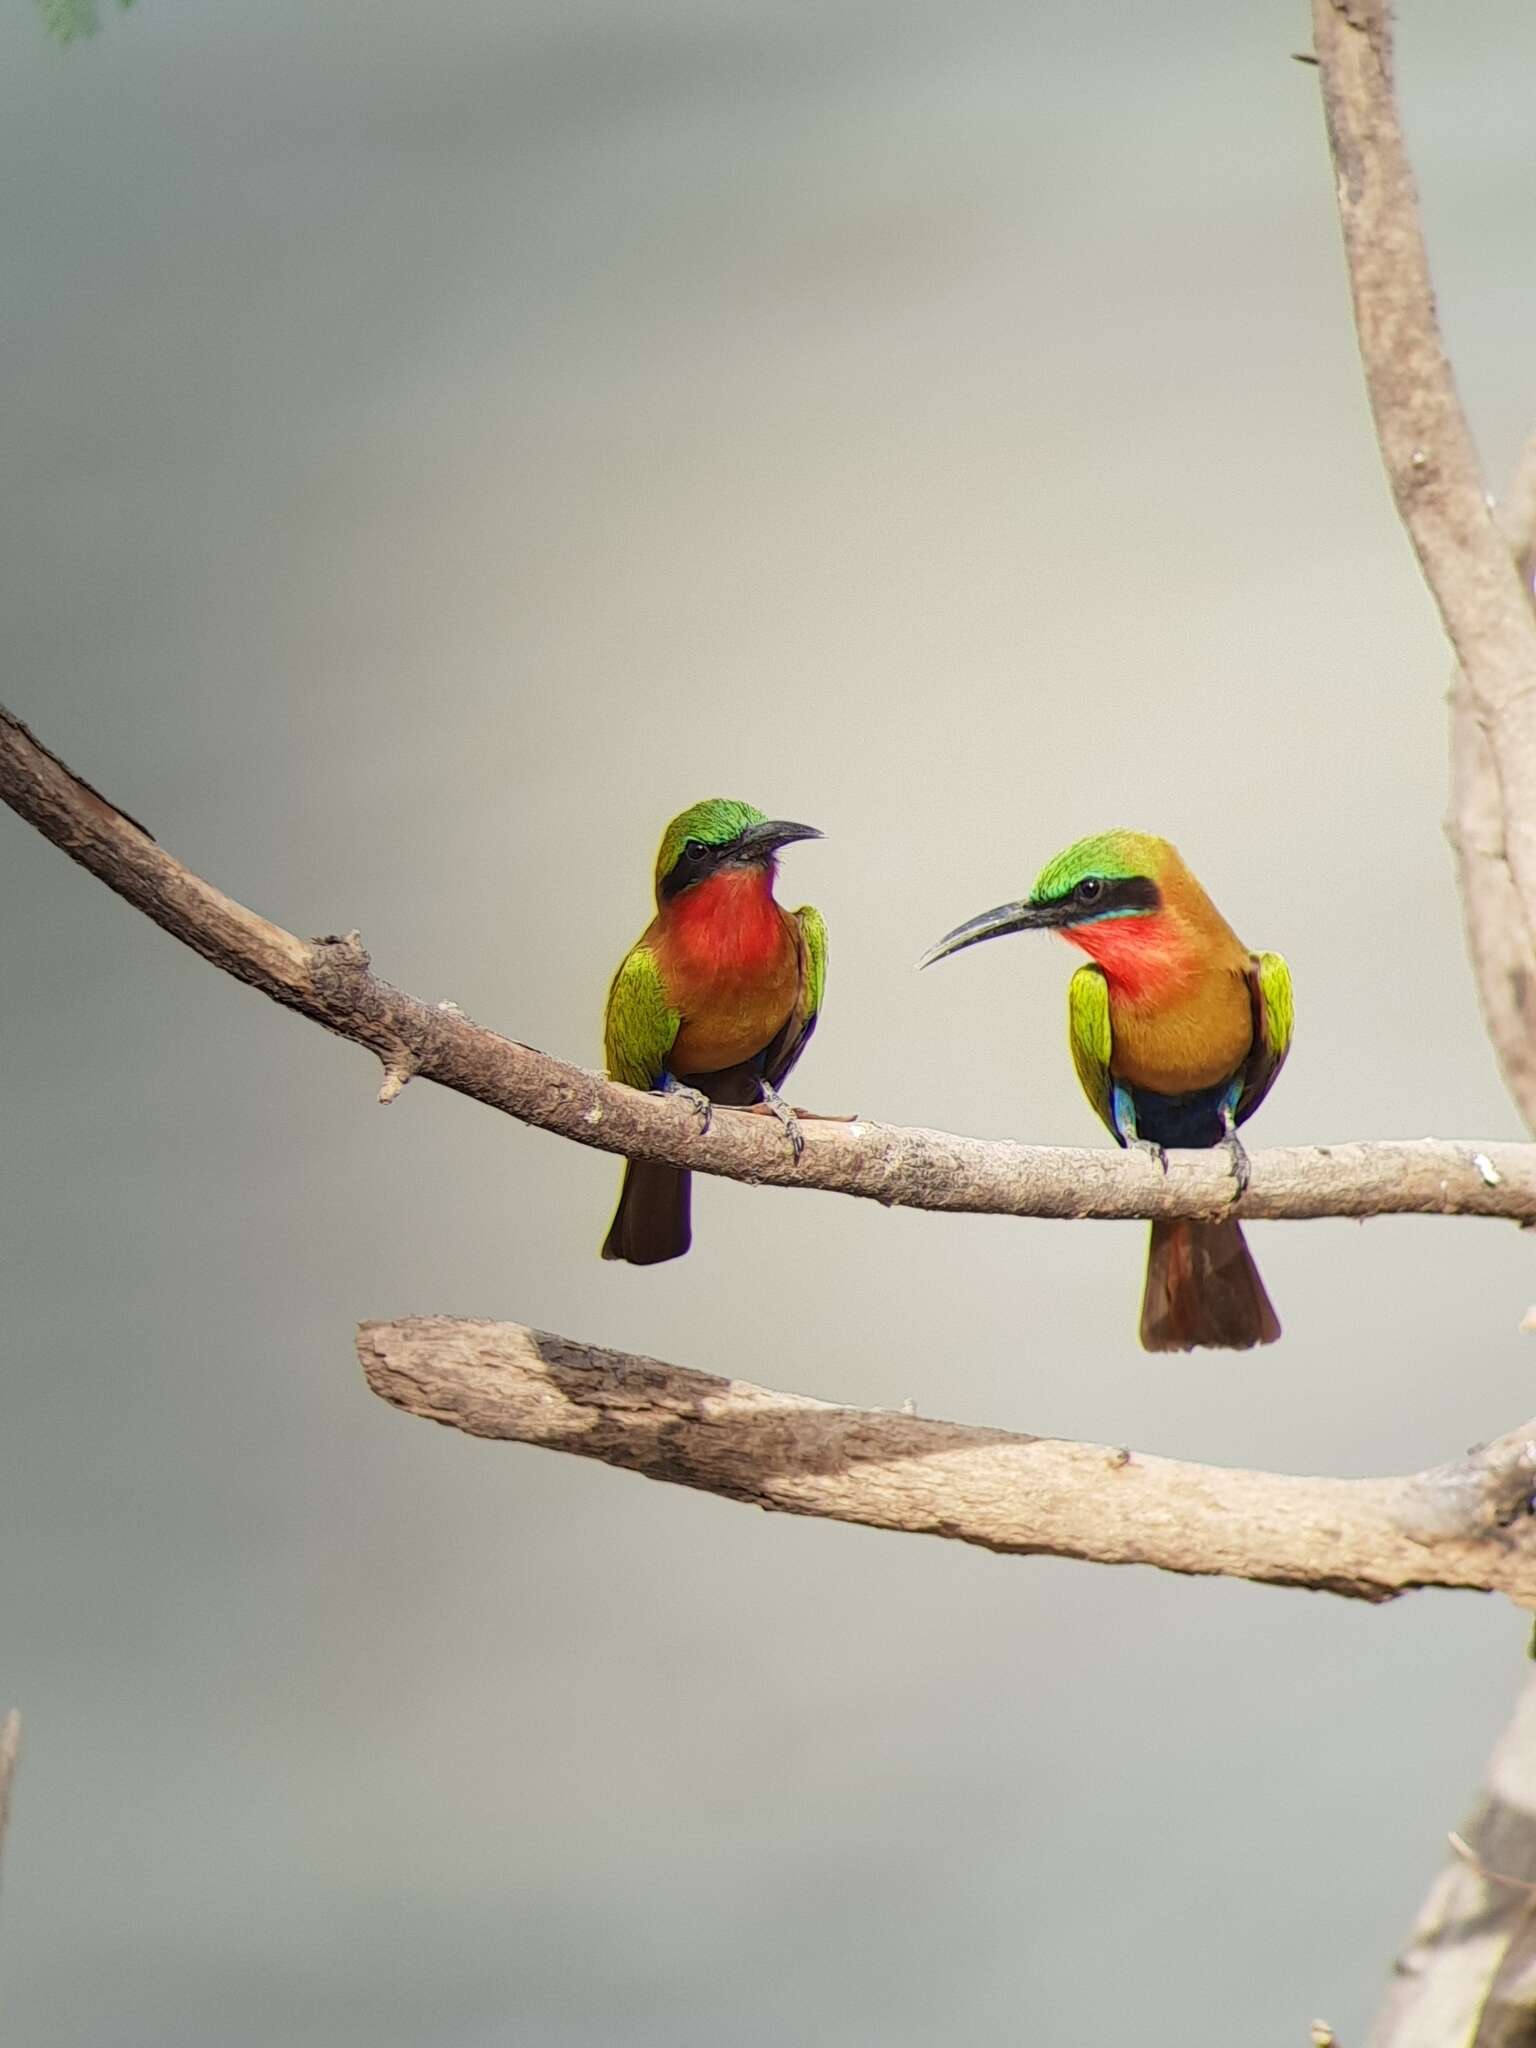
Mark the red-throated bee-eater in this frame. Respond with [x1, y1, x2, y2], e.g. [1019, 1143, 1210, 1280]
[602, 798, 827, 1265]
[922, 830, 1293, 1351]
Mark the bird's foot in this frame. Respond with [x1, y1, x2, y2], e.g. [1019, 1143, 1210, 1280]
[661, 1074, 713, 1134]
[1129, 1136, 1169, 1175]
[1218, 1121, 1251, 1201]
[754, 1078, 805, 1160]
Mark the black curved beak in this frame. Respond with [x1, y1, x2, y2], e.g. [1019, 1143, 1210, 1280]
[919, 898, 1065, 969]
[737, 819, 823, 860]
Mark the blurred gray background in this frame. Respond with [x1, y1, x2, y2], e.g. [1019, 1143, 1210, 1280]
[4, 2, 1536, 2042]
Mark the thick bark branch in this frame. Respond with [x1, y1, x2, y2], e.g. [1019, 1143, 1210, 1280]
[6, 703, 1536, 1227]
[1313, 1, 1536, 1032]
[357, 1317, 1536, 1606]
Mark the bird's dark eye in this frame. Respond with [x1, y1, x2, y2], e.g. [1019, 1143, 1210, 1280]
[1076, 877, 1103, 903]
[684, 839, 707, 861]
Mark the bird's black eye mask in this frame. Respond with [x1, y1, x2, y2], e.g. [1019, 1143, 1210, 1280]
[658, 819, 822, 902]
[659, 836, 734, 900]
[1033, 874, 1162, 926]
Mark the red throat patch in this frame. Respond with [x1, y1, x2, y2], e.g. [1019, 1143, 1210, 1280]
[1062, 912, 1190, 1005]
[665, 864, 786, 975]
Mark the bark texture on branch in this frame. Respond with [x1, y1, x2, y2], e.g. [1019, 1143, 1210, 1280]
[1451, 433, 1536, 1137]
[1313, 0, 1536, 1085]
[1312, 9, 1536, 2038]
[0, 1710, 20, 1900]
[1367, 1676, 1536, 2047]
[7, 704, 1536, 1230]
[357, 1317, 1536, 1606]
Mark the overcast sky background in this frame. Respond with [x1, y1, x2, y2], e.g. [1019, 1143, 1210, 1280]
[5, 3, 1536, 2042]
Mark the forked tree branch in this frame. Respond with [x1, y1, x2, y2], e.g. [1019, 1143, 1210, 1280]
[357, 1317, 1536, 1607]
[6, 703, 1536, 1228]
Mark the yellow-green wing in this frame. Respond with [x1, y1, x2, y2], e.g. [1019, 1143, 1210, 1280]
[764, 903, 827, 1088]
[1068, 964, 1117, 1138]
[1237, 950, 1294, 1125]
[604, 942, 680, 1092]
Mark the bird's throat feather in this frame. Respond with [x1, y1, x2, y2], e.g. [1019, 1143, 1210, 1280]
[1066, 913, 1252, 1094]
[663, 867, 786, 973]
[655, 867, 798, 1073]
[1064, 911, 1191, 1005]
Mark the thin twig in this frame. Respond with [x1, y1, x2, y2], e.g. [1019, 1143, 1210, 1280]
[1448, 1832, 1536, 1896]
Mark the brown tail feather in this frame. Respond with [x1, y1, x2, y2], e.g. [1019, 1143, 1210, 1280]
[1140, 1217, 1280, 1352]
[601, 1161, 692, 1265]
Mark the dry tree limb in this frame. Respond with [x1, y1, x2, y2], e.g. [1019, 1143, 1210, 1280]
[1451, 431, 1536, 1135]
[1317, 0, 1536, 1137]
[6, 703, 1536, 1228]
[1313, 0, 1536, 971]
[1366, 1677, 1536, 2047]
[356, 1317, 1536, 1606]
[0, 1710, 20, 1896]
[1313, 8, 1536, 2040]
[1473, 1911, 1536, 2048]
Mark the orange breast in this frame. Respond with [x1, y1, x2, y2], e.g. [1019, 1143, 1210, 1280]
[1109, 967, 1253, 1095]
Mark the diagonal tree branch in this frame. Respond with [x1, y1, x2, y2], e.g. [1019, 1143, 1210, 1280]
[7, 702, 1536, 1228]
[357, 1316, 1536, 1606]
[1313, 7, 1536, 2039]
[0, 1710, 20, 1901]
[1366, 1676, 1536, 2047]
[1313, 0, 1536, 980]
[1450, 430, 1536, 1135]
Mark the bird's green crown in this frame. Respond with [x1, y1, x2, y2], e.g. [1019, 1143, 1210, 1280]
[1032, 829, 1171, 907]
[654, 799, 767, 888]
